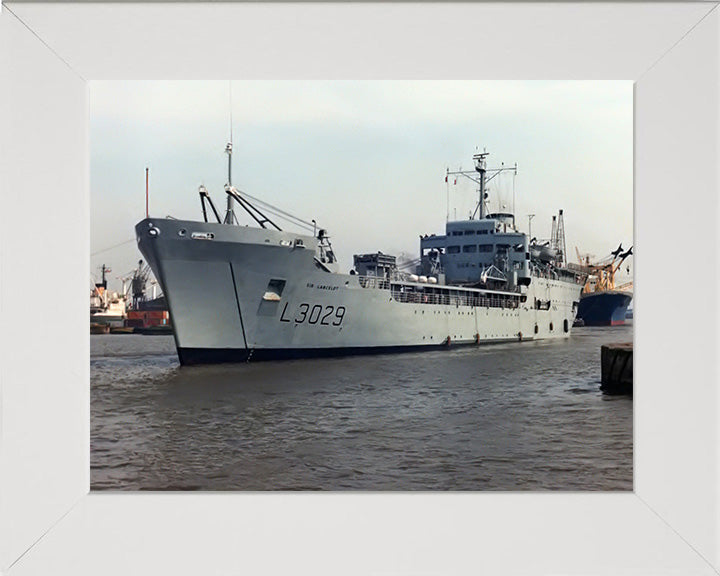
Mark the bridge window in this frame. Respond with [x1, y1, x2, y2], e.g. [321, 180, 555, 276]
[478, 245, 493, 253]
[464, 230, 475, 235]
[447, 245, 460, 254]
[463, 245, 477, 253]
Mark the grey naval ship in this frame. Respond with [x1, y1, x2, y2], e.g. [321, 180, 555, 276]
[136, 147, 584, 364]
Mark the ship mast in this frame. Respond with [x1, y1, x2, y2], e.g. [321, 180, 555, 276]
[224, 81, 235, 225]
[445, 151, 517, 222]
[473, 151, 488, 219]
[556, 209, 567, 265]
[95, 264, 110, 307]
[223, 141, 235, 224]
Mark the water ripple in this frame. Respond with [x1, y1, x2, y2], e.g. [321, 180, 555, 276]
[92, 324, 633, 490]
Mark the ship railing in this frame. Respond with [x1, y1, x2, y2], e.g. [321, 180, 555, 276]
[358, 276, 390, 290]
[360, 273, 519, 309]
[531, 265, 561, 281]
[390, 289, 520, 309]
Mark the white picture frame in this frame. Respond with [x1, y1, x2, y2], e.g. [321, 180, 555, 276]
[1, 2, 718, 574]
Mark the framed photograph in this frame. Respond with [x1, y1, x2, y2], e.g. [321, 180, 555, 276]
[1, 2, 718, 574]
[88, 78, 635, 493]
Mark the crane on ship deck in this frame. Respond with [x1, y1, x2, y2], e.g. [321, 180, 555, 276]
[575, 245, 633, 293]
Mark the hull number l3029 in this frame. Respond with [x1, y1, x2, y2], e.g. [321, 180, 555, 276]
[280, 302, 346, 326]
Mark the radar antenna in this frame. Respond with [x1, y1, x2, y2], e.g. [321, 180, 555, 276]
[446, 150, 517, 222]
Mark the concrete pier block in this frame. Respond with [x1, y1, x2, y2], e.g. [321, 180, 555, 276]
[601, 342, 633, 394]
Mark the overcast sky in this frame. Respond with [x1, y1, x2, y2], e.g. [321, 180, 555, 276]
[91, 81, 632, 292]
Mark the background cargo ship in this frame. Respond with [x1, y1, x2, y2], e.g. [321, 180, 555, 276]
[90, 264, 127, 331]
[90, 260, 172, 334]
[572, 245, 633, 326]
[124, 260, 172, 333]
[136, 148, 585, 364]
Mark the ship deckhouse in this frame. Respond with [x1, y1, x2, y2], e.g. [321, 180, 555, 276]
[419, 151, 531, 288]
[420, 218, 530, 287]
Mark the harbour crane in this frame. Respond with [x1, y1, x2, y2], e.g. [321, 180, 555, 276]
[130, 260, 153, 309]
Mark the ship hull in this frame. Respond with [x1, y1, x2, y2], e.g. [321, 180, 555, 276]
[176, 341, 523, 365]
[577, 291, 632, 326]
[136, 218, 583, 365]
[89, 312, 125, 327]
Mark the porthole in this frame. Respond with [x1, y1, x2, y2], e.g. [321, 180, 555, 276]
[178, 229, 187, 237]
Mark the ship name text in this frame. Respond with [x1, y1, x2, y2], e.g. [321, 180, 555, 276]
[306, 282, 339, 291]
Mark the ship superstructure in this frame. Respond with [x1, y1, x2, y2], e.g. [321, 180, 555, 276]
[136, 147, 584, 364]
[89, 264, 127, 326]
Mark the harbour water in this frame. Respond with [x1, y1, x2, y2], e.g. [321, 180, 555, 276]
[91, 323, 632, 491]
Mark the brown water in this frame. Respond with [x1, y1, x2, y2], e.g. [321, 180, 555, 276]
[91, 324, 632, 490]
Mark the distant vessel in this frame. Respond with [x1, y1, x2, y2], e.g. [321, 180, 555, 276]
[572, 245, 633, 326]
[136, 146, 584, 365]
[124, 260, 172, 330]
[578, 290, 632, 326]
[90, 264, 127, 327]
